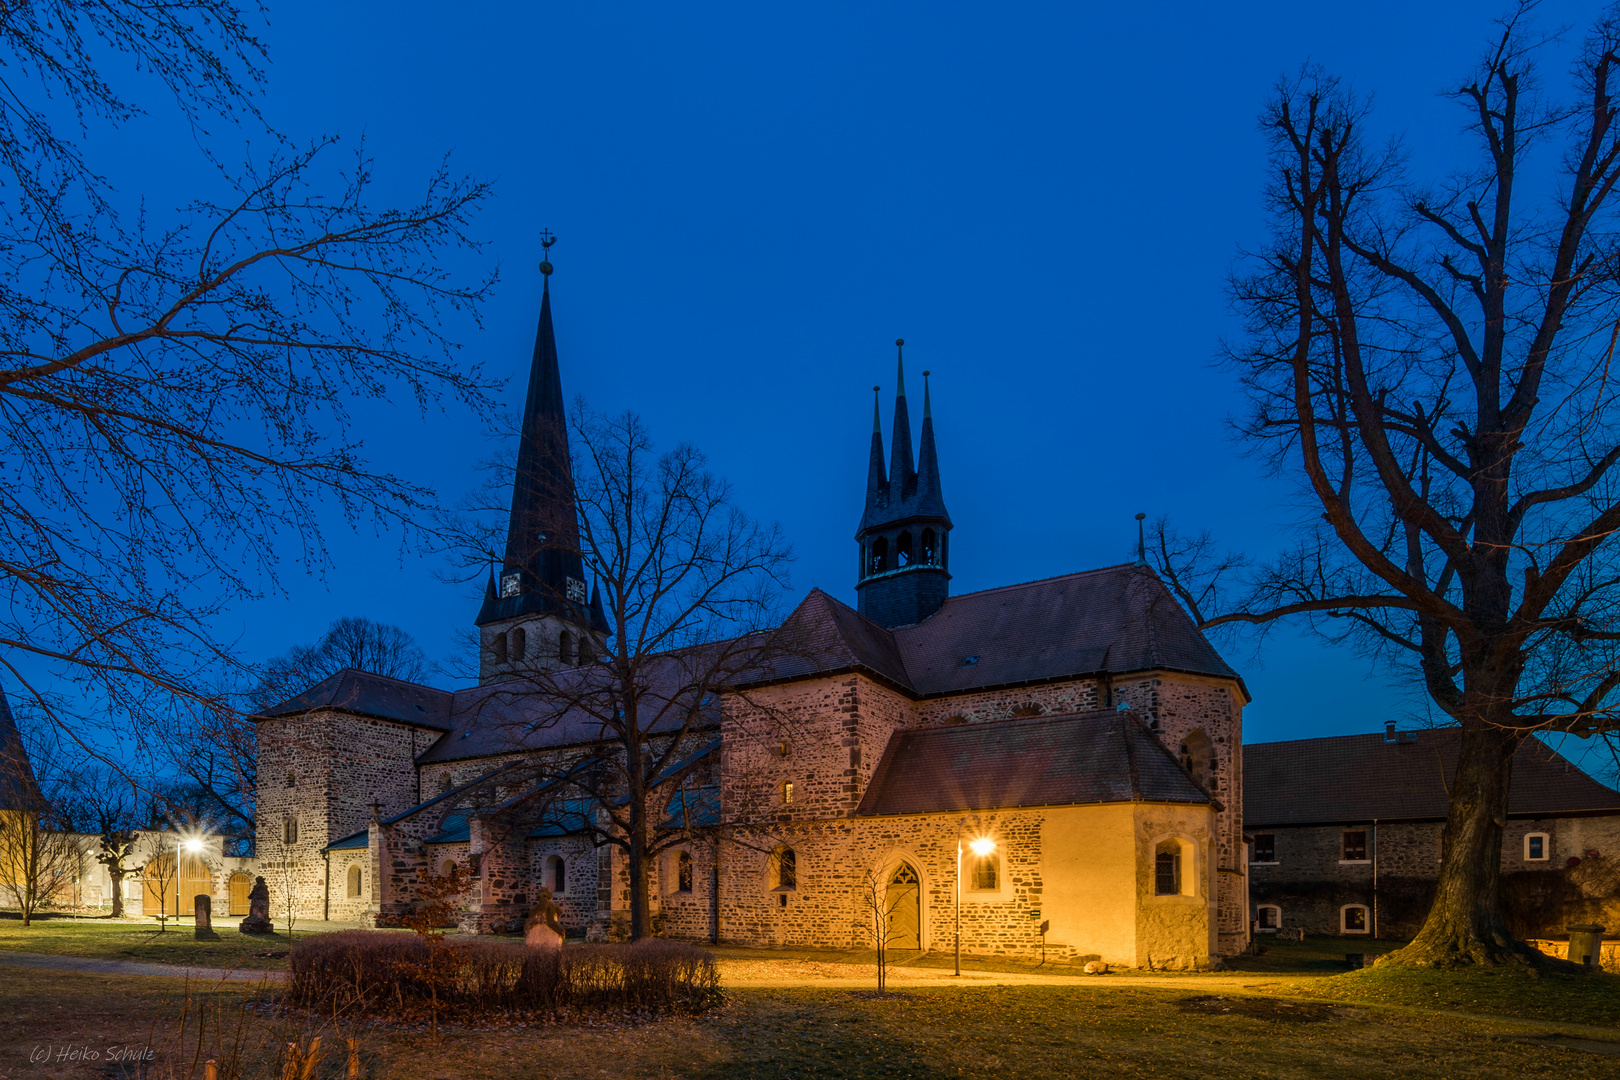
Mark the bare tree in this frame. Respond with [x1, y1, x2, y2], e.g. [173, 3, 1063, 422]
[71, 763, 147, 917]
[247, 618, 433, 715]
[0, 2, 493, 764]
[451, 405, 794, 940]
[0, 722, 87, 924]
[856, 866, 904, 993]
[1172, 4, 1620, 967]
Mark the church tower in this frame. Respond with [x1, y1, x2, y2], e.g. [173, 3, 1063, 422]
[475, 240, 608, 682]
[854, 340, 952, 627]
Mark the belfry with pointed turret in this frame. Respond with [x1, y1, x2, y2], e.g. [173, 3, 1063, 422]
[855, 340, 952, 628]
[474, 243, 607, 682]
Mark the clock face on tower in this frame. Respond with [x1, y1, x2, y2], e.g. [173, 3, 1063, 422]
[500, 572, 521, 598]
[565, 576, 587, 603]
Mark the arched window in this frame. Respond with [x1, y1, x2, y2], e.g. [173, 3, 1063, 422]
[921, 529, 936, 565]
[1178, 729, 1215, 791]
[346, 864, 363, 898]
[871, 536, 889, 574]
[559, 630, 575, 665]
[677, 851, 694, 893]
[440, 773, 453, 794]
[970, 852, 999, 891]
[440, 860, 458, 879]
[579, 637, 595, 664]
[544, 855, 566, 894]
[511, 627, 527, 662]
[896, 531, 913, 567]
[1154, 838, 1190, 896]
[773, 847, 796, 891]
[283, 818, 299, 846]
[492, 631, 507, 663]
[1340, 904, 1370, 934]
[1256, 904, 1281, 931]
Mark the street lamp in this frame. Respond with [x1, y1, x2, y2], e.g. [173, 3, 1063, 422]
[955, 827, 996, 976]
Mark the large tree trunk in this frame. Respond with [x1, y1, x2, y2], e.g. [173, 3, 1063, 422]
[108, 870, 124, 918]
[1383, 721, 1540, 967]
[626, 806, 651, 941]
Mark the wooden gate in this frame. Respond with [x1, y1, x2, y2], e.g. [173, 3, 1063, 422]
[142, 852, 211, 918]
[227, 872, 252, 916]
[886, 862, 921, 950]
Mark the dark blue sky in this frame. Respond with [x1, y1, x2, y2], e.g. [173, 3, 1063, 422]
[140, 0, 1598, 746]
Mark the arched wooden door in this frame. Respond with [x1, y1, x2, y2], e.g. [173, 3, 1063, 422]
[142, 853, 211, 917]
[227, 872, 252, 916]
[886, 862, 921, 950]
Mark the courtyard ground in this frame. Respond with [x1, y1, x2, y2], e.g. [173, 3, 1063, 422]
[2, 919, 1619, 1078]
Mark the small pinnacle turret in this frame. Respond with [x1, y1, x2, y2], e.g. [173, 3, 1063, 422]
[855, 340, 952, 628]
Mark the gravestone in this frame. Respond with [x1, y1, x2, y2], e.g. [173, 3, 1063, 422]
[238, 876, 273, 934]
[194, 894, 217, 939]
[524, 887, 565, 949]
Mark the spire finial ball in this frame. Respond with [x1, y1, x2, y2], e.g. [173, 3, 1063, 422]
[895, 338, 904, 347]
[923, 370, 930, 377]
[1136, 512, 1146, 521]
[873, 385, 881, 393]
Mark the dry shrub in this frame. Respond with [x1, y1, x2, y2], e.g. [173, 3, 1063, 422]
[288, 931, 720, 1018]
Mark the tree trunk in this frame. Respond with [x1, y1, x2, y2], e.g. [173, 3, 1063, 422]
[109, 871, 124, 918]
[626, 815, 651, 941]
[1382, 721, 1539, 967]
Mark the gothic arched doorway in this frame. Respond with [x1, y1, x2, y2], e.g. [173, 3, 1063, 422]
[886, 862, 921, 950]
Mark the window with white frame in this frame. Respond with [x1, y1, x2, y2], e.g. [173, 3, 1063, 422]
[1341, 904, 1370, 934]
[1524, 832, 1550, 862]
[1256, 904, 1281, 931]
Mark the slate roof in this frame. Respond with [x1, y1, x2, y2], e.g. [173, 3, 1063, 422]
[854, 709, 1211, 817]
[256, 669, 454, 731]
[1244, 729, 1620, 827]
[755, 565, 1242, 699]
[268, 566, 1241, 769]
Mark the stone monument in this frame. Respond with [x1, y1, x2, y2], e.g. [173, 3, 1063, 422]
[239, 876, 273, 934]
[194, 894, 217, 939]
[523, 887, 565, 949]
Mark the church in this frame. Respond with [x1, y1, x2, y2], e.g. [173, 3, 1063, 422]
[254, 257, 1252, 969]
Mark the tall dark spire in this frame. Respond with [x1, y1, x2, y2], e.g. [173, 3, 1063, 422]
[476, 237, 604, 632]
[888, 340, 916, 501]
[865, 384, 887, 507]
[0, 688, 41, 813]
[914, 369, 945, 514]
[855, 341, 952, 628]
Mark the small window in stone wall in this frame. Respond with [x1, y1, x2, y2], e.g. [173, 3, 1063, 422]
[347, 864, 363, 898]
[1252, 834, 1276, 863]
[970, 853, 999, 891]
[440, 774, 453, 794]
[1154, 842, 1181, 896]
[781, 780, 793, 805]
[1341, 904, 1369, 934]
[773, 847, 796, 891]
[283, 818, 298, 845]
[493, 632, 507, 663]
[440, 859, 458, 879]
[677, 851, 694, 893]
[1257, 904, 1280, 930]
[1524, 832, 1549, 861]
[545, 854, 566, 894]
[511, 627, 527, 662]
[1342, 830, 1368, 861]
[286, 772, 297, 788]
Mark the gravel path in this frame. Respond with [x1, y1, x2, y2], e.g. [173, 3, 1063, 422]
[0, 950, 285, 982]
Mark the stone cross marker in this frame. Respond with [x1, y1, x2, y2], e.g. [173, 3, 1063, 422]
[524, 887, 565, 949]
[239, 876, 273, 934]
[194, 894, 213, 938]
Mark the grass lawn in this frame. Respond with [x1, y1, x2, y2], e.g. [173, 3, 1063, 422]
[1, 967, 1615, 1079]
[0, 915, 327, 970]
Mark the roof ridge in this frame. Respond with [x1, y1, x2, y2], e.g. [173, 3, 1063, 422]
[1247, 727, 1458, 749]
[923, 709, 1125, 737]
[333, 667, 450, 694]
[933, 563, 1145, 606]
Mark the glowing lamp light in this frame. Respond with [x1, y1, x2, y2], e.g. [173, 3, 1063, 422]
[968, 837, 996, 857]
[181, 838, 204, 853]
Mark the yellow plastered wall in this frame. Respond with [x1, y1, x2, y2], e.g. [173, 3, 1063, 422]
[1040, 802, 1215, 970]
